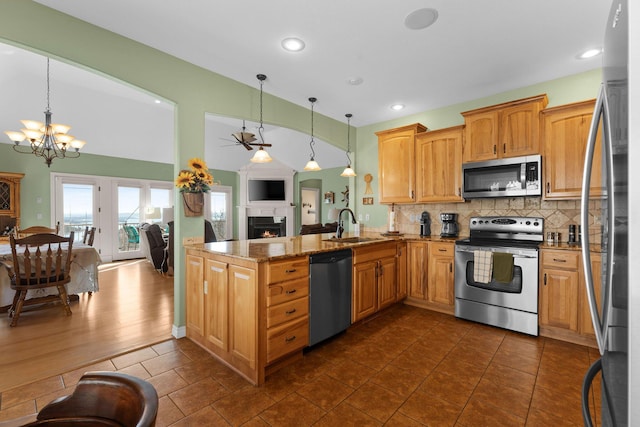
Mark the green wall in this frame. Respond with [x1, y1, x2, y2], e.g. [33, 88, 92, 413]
[296, 167, 349, 230]
[0, 0, 602, 332]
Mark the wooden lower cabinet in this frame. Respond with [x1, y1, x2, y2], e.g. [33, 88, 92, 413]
[539, 248, 601, 347]
[406, 241, 454, 314]
[352, 242, 397, 323]
[185, 249, 308, 385]
[408, 242, 428, 300]
[396, 242, 408, 301]
[427, 242, 455, 307]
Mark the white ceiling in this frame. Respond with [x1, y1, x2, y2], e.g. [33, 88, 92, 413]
[1, 0, 609, 171]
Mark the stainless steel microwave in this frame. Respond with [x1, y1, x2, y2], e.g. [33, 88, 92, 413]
[462, 155, 542, 199]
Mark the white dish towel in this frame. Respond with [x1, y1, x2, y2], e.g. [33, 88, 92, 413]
[473, 250, 493, 284]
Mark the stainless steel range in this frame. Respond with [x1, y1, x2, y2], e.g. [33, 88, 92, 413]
[454, 216, 543, 336]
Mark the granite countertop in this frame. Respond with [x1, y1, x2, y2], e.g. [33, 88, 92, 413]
[539, 242, 603, 253]
[184, 232, 462, 262]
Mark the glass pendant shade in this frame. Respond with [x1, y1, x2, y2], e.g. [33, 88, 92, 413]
[250, 146, 272, 163]
[304, 159, 321, 171]
[341, 165, 356, 177]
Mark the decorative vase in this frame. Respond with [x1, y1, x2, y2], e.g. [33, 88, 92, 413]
[182, 192, 204, 217]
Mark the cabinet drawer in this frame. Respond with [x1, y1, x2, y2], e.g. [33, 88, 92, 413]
[353, 243, 396, 265]
[429, 242, 454, 257]
[267, 277, 309, 307]
[267, 257, 309, 283]
[267, 296, 309, 328]
[542, 250, 580, 270]
[266, 317, 309, 363]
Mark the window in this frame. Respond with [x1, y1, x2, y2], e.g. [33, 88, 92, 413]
[208, 186, 232, 240]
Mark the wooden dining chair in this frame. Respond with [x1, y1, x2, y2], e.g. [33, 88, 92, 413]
[16, 222, 60, 238]
[4, 231, 75, 327]
[83, 226, 96, 246]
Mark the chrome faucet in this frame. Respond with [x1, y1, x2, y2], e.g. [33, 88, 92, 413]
[336, 208, 357, 239]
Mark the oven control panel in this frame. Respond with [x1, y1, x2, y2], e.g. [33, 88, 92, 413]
[468, 216, 544, 240]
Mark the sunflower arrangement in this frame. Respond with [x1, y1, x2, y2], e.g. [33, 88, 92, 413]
[175, 158, 214, 193]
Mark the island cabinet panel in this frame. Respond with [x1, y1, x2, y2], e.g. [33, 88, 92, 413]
[185, 249, 260, 384]
[352, 242, 398, 323]
[205, 259, 228, 351]
[462, 94, 547, 163]
[229, 265, 257, 369]
[185, 254, 205, 339]
[376, 123, 427, 204]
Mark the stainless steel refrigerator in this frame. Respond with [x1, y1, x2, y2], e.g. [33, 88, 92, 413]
[581, 0, 628, 426]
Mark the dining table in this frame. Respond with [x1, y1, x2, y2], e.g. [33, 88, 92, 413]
[0, 242, 102, 308]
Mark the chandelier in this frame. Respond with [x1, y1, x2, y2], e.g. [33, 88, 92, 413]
[340, 113, 356, 177]
[303, 97, 321, 171]
[4, 58, 86, 167]
[250, 74, 273, 163]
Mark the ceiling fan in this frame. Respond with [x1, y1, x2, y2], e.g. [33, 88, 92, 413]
[230, 120, 271, 151]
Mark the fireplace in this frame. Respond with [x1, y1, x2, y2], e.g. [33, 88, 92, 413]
[248, 216, 286, 239]
[238, 160, 296, 240]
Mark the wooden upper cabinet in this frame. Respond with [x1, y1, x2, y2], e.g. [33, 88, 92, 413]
[377, 123, 427, 203]
[542, 99, 604, 200]
[461, 94, 548, 163]
[415, 126, 464, 203]
[461, 110, 499, 162]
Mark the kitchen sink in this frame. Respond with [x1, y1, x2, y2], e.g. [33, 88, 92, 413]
[322, 237, 382, 243]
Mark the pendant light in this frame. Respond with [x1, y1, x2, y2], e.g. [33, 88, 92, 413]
[250, 74, 273, 163]
[340, 113, 356, 177]
[303, 97, 321, 171]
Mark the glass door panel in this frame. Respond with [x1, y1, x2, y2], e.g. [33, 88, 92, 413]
[61, 182, 97, 243]
[117, 185, 142, 259]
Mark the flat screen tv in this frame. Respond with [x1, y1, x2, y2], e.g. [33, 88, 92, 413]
[248, 179, 286, 201]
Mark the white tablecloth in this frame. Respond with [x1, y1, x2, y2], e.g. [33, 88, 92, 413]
[0, 243, 102, 307]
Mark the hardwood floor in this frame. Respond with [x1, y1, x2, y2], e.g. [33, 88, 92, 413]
[0, 259, 174, 392]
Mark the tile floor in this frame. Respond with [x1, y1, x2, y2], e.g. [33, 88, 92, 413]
[0, 305, 601, 426]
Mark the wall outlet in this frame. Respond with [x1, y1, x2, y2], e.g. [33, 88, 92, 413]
[36, 213, 42, 220]
[409, 214, 416, 222]
[365, 213, 370, 222]
[358, 214, 363, 221]
[183, 236, 204, 245]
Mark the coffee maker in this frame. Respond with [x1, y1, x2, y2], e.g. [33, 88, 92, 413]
[440, 213, 459, 237]
[420, 211, 431, 237]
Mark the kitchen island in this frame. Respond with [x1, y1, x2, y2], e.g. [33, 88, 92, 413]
[184, 232, 455, 385]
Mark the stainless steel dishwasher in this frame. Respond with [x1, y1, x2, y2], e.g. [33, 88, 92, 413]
[308, 249, 352, 347]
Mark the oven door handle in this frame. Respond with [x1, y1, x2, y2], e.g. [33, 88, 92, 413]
[455, 249, 537, 259]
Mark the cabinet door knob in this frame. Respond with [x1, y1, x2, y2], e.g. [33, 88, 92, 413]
[285, 308, 297, 315]
[285, 269, 297, 273]
[544, 273, 547, 285]
[285, 335, 296, 342]
[493, 145, 497, 154]
[285, 289, 297, 295]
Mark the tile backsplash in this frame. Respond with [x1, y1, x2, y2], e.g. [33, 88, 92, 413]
[375, 197, 603, 245]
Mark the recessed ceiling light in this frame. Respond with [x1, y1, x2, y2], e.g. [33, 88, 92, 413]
[390, 104, 405, 111]
[281, 37, 305, 52]
[154, 99, 161, 104]
[578, 48, 602, 59]
[405, 8, 438, 30]
[347, 77, 364, 86]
